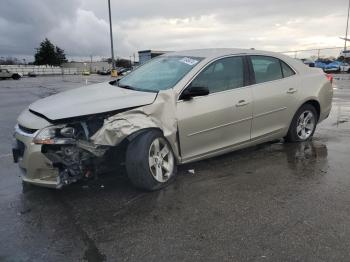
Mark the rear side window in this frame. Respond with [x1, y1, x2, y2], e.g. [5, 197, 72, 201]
[281, 61, 295, 78]
[191, 56, 244, 94]
[251, 56, 283, 84]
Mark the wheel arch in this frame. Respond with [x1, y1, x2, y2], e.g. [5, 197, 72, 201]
[285, 98, 321, 137]
[121, 127, 181, 162]
[301, 99, 321, 121]
[126, 127, 164, 142]
[285, 99, 319, 142]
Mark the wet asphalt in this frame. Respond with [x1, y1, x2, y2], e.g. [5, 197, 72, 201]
[0, 74, 349, 262]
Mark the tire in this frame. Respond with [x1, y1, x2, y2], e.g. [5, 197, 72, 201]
[125, 130, 177, 191]
[285, 104, 318, 142]
[12, 74, 20, 80]
[22, 181, 34, 192]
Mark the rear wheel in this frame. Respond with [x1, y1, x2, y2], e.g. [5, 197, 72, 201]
[285, 104, 317, 142]
[12, 74, 20, 80]
[125, 130, 176, 191]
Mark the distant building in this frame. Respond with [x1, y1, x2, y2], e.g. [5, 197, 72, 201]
[138, 50, 170, 65]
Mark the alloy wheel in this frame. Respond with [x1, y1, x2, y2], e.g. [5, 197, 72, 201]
[296, 110, 316, 140]
[148, 137, 174, 183]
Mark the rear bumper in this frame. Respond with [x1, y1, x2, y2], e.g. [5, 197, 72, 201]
[13, 125, 60, 188]
[319, 103, 332, 123]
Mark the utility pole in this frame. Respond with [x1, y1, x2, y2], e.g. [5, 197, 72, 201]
[345, 0, 350, 51]
[108, 0, 116, 75]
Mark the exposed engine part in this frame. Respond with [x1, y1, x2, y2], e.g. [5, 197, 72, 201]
[77, 140, 108, 157]
[43, 144, 94, 187]
[81, 122, 90, 138]
[40, 117, 112, 187]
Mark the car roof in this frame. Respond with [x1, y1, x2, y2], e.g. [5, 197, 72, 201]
[163, 48, 308, 73]
[164, 48, 287, 59]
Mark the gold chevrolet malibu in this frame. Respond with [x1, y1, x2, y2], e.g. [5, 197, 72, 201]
[13, 49, 333, 190]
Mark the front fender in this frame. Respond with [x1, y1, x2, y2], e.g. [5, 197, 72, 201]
[91, 90, 181, 160]
[91, 112, 159, 146]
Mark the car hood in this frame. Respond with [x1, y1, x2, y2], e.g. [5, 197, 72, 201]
[29, 81, 157, 121]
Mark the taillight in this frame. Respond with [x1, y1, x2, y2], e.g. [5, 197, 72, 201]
[326, 74, 333, 84]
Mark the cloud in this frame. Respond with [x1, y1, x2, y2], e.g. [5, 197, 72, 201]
[0, 0, 349, 59]
[0, 0, 80, 56]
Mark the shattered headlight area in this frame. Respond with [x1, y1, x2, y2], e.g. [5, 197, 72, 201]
[33, 125, 74, 145]
[37, 118, 112, 188]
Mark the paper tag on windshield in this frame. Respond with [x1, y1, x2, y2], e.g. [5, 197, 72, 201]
[179, 57, 199, 66]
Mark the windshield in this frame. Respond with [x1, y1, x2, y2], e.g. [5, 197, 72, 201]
[117, 56, 203, 92]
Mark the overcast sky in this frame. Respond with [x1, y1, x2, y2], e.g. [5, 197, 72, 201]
[0, 0, 349, 61]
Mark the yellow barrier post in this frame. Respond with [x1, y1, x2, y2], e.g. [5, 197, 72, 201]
[111, 69, 118, 77]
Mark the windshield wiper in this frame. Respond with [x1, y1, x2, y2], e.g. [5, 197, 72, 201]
[117, 84, 136, 90]
[113, 80, 158, 93]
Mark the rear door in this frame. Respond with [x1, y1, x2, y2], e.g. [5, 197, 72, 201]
[248, 55, 299, 140]
[177, 56, 253, 161]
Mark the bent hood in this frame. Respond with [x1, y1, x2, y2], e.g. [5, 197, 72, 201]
[29, 81, 157, 121]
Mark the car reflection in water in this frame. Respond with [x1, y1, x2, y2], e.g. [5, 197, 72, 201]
[285, 141, 328, 177]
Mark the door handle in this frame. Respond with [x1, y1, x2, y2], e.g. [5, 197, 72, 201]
[287, 88, 297, 94]
[236, 100, 249, 107]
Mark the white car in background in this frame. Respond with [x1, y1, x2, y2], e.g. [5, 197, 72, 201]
[325, 61, 350, 73]
[13, 49, 333, 191]
[0, 69, 21, 80]
[339, 62, 350, 72]
[340, 50, 350, 58]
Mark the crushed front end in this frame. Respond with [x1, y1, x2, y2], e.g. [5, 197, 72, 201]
[13, 110, 111, 189]
[13, 88, 179, 189]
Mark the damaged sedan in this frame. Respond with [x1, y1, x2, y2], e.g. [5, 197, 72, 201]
[12, 49, 333, 190]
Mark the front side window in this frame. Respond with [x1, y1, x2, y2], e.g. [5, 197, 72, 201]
[190, 56, 244, 94]
[251, 56, 283, 84]
[117, 56, 203, 92]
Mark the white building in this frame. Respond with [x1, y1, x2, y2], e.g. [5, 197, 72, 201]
[138, 50, 170, 65]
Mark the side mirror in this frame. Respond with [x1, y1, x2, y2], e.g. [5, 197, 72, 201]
[180, 85, 209, 100]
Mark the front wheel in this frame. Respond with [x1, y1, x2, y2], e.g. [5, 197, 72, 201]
[285, 104, 318, 142]
[125, 130, 176, 191]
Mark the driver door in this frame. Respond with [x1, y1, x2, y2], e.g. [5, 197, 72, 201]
[176, 56, 253, 162]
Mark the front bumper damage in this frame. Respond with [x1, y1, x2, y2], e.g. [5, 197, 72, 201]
[13, 126, 60, 188]
[13, 90, 180, 189]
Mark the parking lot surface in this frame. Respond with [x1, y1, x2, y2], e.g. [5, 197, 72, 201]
[0, 74, 350, 261]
